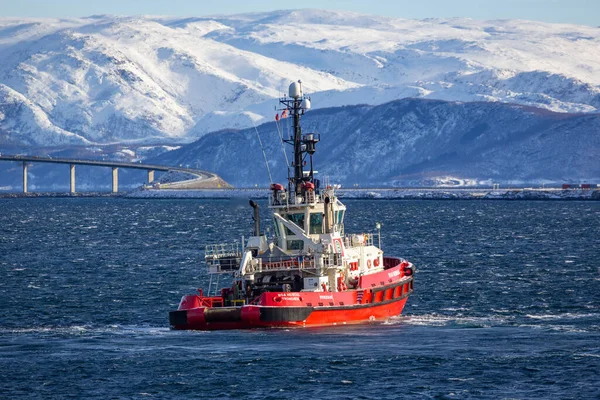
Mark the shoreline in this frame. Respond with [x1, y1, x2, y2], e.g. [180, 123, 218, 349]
[126, 188, 600, 201]
[4, 188, 598, 200]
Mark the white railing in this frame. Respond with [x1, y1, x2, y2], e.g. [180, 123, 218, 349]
[268, 190, 320, 208]
[343, 232, 379, 248]
[205, 242, 243, 274]
[322, 252, 341, 268]
[205, 241, 242, 259]
[242, 252, 342, 275]
[245, 256, 321, 274]
[268, 192, 288, 207]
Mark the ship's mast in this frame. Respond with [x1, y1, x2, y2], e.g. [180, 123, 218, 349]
[280, 80, 318, 196]
[292, 95, 303, 196]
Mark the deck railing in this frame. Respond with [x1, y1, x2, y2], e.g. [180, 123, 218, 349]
[205, 242, 243, 274]
[246, 256, 315, 274]
[244, 252, 341, 274]
[205, 241, 242, 258]
[343, 232, 379, 248]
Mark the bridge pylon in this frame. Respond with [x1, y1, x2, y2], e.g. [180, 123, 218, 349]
[112, 167, 118, 193]
[70, 164, 76, 193]
[23, 162, 27, 193]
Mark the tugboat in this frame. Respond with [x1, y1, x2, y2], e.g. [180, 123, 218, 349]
[169, 81, 415, 330]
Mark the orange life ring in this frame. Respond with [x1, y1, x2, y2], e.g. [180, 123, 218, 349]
[374, 258, 380, 267]
[367, 259, 372, 269]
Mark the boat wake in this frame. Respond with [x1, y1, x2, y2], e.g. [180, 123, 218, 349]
[387, 314, 502, 328]
[0, 324, 172, 336]
[384, 312, 600, 332]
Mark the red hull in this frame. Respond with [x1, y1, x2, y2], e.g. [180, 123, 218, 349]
[170, 258, 414, 330]
[172, 295, 409, 330]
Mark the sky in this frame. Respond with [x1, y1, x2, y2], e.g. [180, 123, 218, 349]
[0, 0, 598, 26]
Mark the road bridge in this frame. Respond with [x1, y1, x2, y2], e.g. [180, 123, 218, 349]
[0, 155, 223, 193]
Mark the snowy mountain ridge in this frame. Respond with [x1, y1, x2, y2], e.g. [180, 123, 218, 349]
[1, 10, 600, 146]
[150, 98, 600, 187]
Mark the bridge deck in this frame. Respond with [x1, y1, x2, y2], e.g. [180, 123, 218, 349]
[0, 154, 231, 191]
[0, 155, 200, 173]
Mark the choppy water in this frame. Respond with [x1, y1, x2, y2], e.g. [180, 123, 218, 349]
[1, 198, 599, 399]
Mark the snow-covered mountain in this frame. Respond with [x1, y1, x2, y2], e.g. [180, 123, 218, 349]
[149, 98, 600, 187]
[1, 10, 600, 147]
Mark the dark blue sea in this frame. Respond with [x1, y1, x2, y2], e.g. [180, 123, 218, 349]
[1, 198, 599, 399]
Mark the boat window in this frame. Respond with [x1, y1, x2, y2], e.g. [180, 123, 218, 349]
[285, 213, 305, 234]
[309, 213, 323, 234]
[337, 210, 344, 224]
[273, 218, 281, 237]
[287, 240, 304, 250]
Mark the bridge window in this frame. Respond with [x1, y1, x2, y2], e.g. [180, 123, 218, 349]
[309, 213, 323, 234]
[334, 210, 345, 225]
[285, 213, 305, 234]
[337, 210, 344, 225]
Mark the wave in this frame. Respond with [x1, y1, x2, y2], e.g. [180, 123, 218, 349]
[385, 312, 600, 332]
[399, 314, 507, 328]
[524, 312, 598, 320]
[0, 324, 171, 336]
[575, 353, 600, 358]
